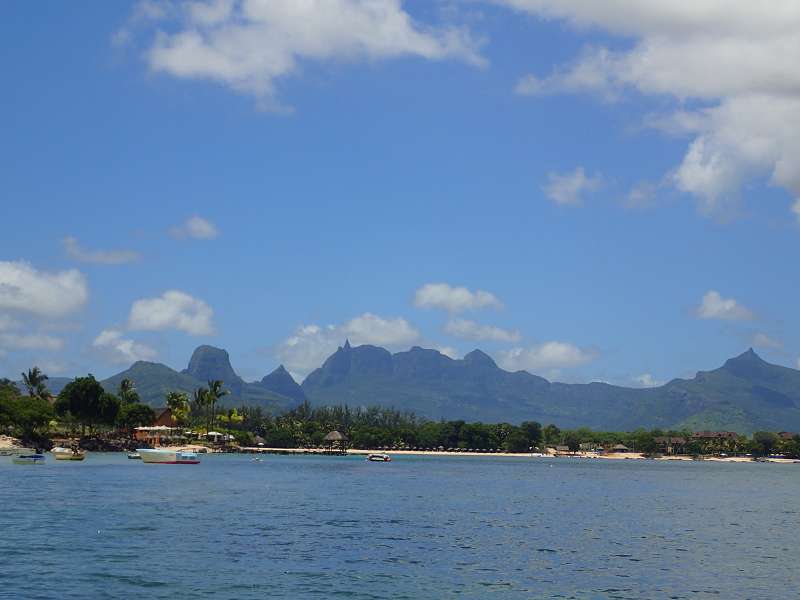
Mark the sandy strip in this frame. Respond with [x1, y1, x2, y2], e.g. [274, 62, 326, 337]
[238, 446, 799, 464]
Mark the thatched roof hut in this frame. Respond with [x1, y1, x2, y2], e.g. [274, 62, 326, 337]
[323, 430, 349, 455]
[324, 430, 348, 442]
[612, 443, 630, 452]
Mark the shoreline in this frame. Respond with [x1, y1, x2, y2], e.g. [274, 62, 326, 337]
[236, 446, 800, 464]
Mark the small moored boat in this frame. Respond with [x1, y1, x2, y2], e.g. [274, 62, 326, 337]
[137, 449, 200, 465]
[13, 453, 46, 465]
[127, 451, 141, 460]
[367, 453, 391, 462]
[51, 447, 86, 461]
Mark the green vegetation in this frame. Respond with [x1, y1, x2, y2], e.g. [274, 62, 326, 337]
[4, 366, 800, 461]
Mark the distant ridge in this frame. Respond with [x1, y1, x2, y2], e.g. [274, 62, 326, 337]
[301, 344, 800, 433]
[35, 344, 800, 432]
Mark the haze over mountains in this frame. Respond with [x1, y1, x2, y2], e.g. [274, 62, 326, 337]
[36, 343, 800, 433]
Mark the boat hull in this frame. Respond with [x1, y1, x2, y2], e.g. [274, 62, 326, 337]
[52, 447, 86, 461]
[137, 449, 200, 464]
[12, 454, 45, 465]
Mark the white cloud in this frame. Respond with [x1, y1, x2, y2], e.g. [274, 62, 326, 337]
[695, 290, 753, 321]
[276, 312, 420, 379]
[63, 236, 140, 265]
[414, 283, 502, 313]
[444, 318, 520, 342]
[435, 345, 459, 359]
[128, 290, 215, 335]
[543, 167, 602, 206]
[93, 329, 158, 365]
[169, 215, 219, 240]
[632, 373, 663, 388]
[0, 332, 64, 351]
[341, 313, 420, 346]
[129, 0, 484, 109]
[498, 341, 597, 372]
[0, 261, 88, 318]
[503, 1, 800, 217]
[752, 332, 782, 350]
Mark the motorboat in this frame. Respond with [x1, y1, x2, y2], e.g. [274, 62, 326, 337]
[127, 451, 141, 460]
[51, 447, 86, 461]
[367, 453, 391, 462]
[137, 449, 200, 464]
[12, 453, 46, 465]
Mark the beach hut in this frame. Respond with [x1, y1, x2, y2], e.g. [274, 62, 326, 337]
[323, 430, 349, 455]
[611, 443, 631, 453]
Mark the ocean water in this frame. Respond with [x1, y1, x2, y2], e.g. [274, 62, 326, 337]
[0, 453, 798, 599]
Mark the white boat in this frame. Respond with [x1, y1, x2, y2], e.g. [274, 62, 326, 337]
[51, 447, 86, 461]
[367, 453, 392, 462]
[12, 453, 46, 465]
[127, 451, 141, 460]
[137, 449, 200, 464]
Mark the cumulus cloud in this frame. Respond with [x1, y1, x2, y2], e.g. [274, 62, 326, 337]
[543, 167, 602, 206]
[444, 318, 520, 342]
[632, 373, 664, 388]
[276, 312, 420, 379]
[169, 215, 219, 240]
[504, 1, 800, 217]
[414, 283, 502, 313]
[498, 341, 597, 373]
[752, 332, 782, 350]
[125, 0, 484, 109]
[63, 236, 140, 265]
[695, 290, 753, 321]
[0, 261, 88, 318]
[128, 290, 215, 335]
[0, 332, 64, 351]
[93, 329, 158, 365]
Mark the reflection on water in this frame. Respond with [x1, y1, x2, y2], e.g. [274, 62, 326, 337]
[1, 454, 798, 599]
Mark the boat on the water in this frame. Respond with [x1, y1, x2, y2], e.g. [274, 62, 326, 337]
[127, 451, 141, 460]
[367, 453, 392, 462]
[51, 447, 86, 461]
[12, 454, 46, 465]
[137, 449, 200, 464]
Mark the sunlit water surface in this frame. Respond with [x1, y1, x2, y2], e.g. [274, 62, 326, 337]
[1, 453, 798, 599]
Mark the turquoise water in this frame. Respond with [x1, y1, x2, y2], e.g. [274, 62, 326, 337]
[1, 454, 798, 599]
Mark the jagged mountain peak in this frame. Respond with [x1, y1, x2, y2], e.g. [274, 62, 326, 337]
[182, 345, 241, 385]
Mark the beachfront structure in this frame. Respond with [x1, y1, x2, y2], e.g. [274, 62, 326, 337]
[134, 425, 178, 446]
[323, 430, 349, 455]
[778, 432, 798, 441]
[654, 436, 687, 455]
[152, 408, 175, 427]
[610, 443, 631, 453]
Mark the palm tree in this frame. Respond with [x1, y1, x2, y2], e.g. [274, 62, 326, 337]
[118, 378, 139, 404]
[21, 366, 49, 400]
[192, 387, 208, 430]
[166, 391, 190, 427]
[206, 380, 230, 434]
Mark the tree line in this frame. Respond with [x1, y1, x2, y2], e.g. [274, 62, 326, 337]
[2, 367, 800, 458]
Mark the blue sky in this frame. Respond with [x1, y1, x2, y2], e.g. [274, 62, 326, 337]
[2, 1, 799, 386]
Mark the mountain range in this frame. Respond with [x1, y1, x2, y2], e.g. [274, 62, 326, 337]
[32, 342, 800, 433]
